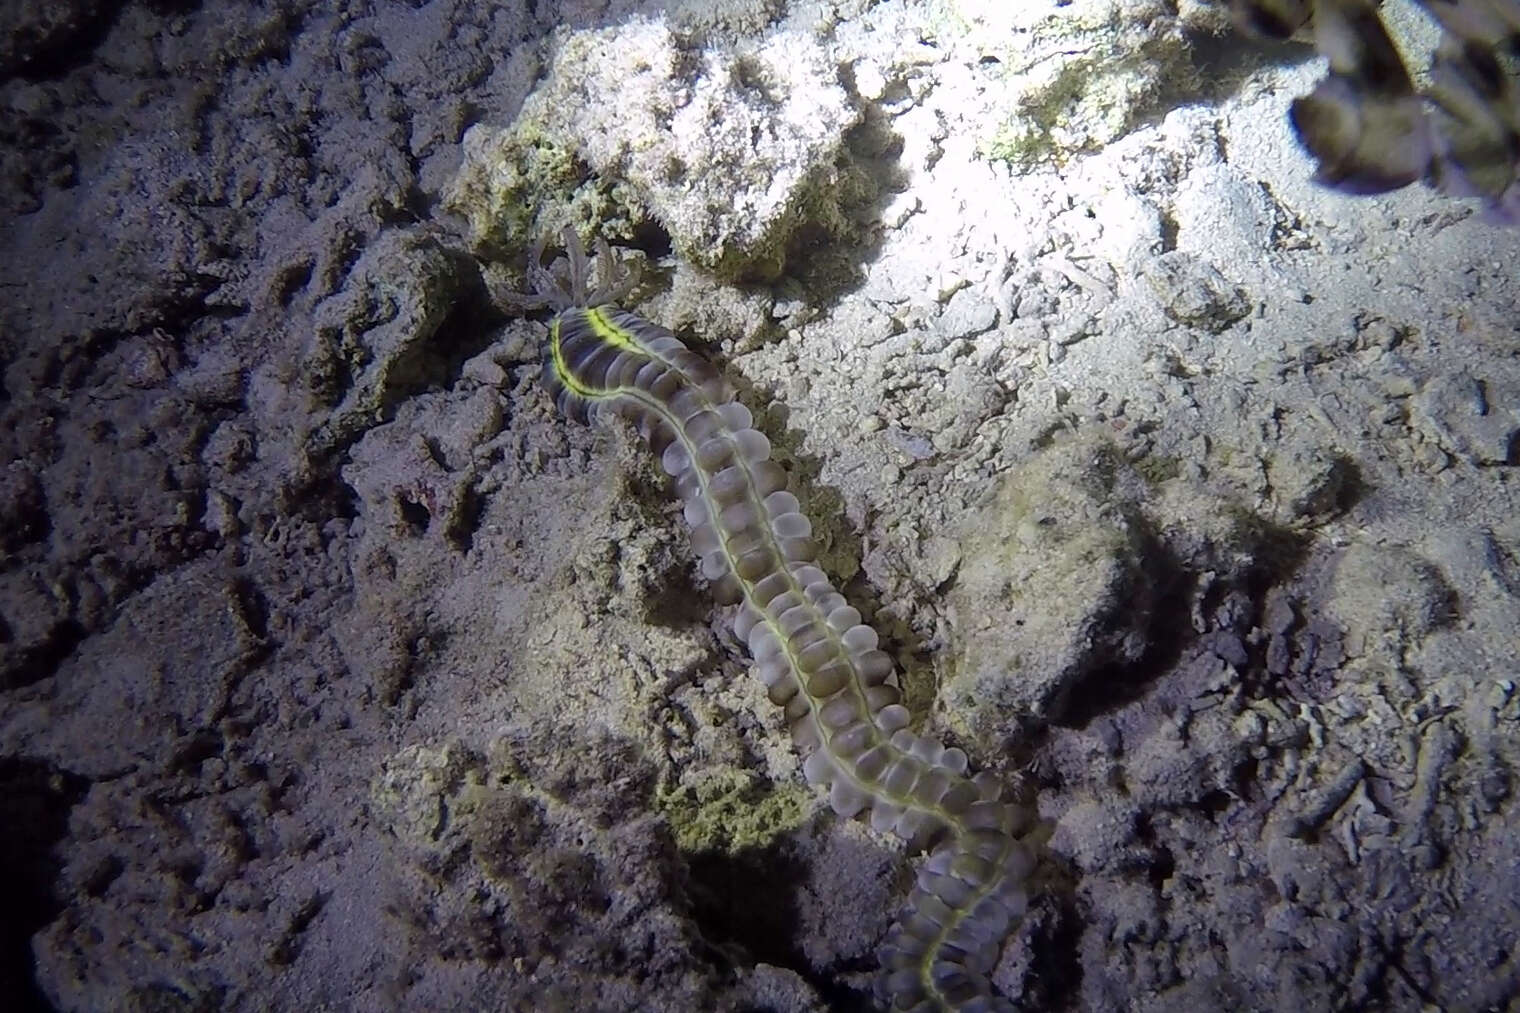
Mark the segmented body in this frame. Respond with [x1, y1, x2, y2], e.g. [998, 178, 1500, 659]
[528, 232, 1038, 1012]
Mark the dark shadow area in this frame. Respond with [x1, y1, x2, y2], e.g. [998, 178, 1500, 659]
[772, 108, 911, 310]
[1041, 530, 1196, 733]
[1022, 882, 1086, 1013]
[3, 1, 128, 83]
[0, 757, 87, 1013]
[2, 620, 86, 692]
[1176, 24, 1319, 107]
[1131, 22, 1322, 136]
[686, 838, 879, 1012]
[1054, 510, 1314, 732]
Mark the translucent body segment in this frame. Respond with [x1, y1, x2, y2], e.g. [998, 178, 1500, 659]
[965, 801, 1017, 834]
[661, 441, 691, 477]
[819, 692, 860, 729]
[876, 704, 911, 733]
[921, 871, 976, 909]
[747, 460, 788, 498]
[812, 590, 847, 616]
[700, 550, 730, 582]
[689, 522, 721, 557]
[840, 624, 877, 654]
[915, 893, 957, 928]
[803, 748, 835, 785]
[938, 780, 980, 815]
[909, 732, 947, 766]
[734, 547, 774, 580]
[793, 565, 829, 595]
[673, 469, 704, 503]
[749, 625, 783, 662]
[766, 675, 800, 707]
[755, 657, 792, 691]
[682, 497, 710, 531]
[719, 500, 764, 535]
[710, 574, 744, 605]
[647, 368, 682, 402]
[684, 410, 725, 445]
[667, 387, 706, 424]
[830, 719, 876, 757]
[763, 489, 800, 517]
[912, 768, 952, 808]
[972, 770, 1003, 802]
[771, 512, 812, 539]
[790, 718, 822, 754]
[750, 572, 791, 609]
[778, 604, 819, 637]
[732, 603, 764, 643]
[707, 464, 752, 505]
[778, 536, 815, 562]
[733, 428, 770, 461]
[855, 744, 894, 782]
[870, 801, 904, 834]
[856, 650, 895, 685]
[804, 659, 852, 697]
[764, 590, 806, 622]
[795, 638, 838, 674]
[725, 525, 769, 559]
[830, 779, 870, 817]
[827, 605, 862, 632]
[640, 414, 674, 450]
[695, 435, 736, 471]
[633, 360, 666, 391]
[718, 401, 752, 429]
[534, 250, 1036, 1013]
[571, 345, 621, 389]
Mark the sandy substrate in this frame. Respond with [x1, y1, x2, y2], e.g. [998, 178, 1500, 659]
[2, 1, 1517, 1011]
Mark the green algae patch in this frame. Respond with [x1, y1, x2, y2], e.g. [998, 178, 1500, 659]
[369, 740, 483, 852]
[656, 765, 815, 854]
[443, 120, 647, 264]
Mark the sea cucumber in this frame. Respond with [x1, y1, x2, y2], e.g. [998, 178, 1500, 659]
[523, 229, 1039, 1012]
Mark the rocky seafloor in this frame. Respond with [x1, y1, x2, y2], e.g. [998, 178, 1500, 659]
[2, 1, 1517, 1011]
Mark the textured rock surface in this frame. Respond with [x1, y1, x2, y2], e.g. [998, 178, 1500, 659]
[942, 435, 1159, 741]
[445, 16, 859, 281]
